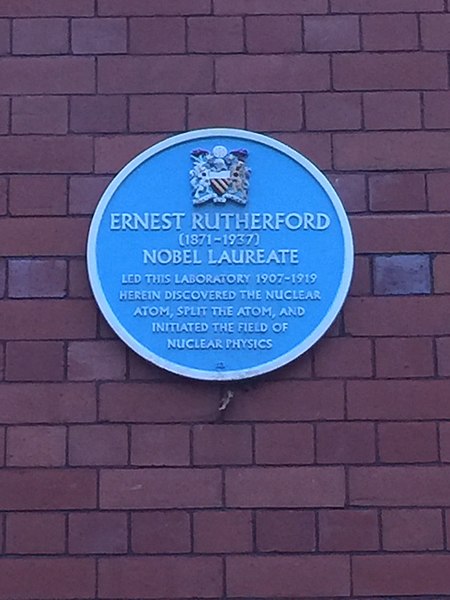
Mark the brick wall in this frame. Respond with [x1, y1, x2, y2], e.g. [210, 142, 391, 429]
[0, 0, 450, 598]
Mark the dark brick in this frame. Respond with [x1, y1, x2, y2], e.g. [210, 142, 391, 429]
[374, 255, 431, 295]
[8, 259, 67, 298]
[131, 424, 190, 466]
[6, 425, 66, 467]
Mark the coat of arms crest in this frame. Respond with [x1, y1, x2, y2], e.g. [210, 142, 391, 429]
[190, 145, 251, 206]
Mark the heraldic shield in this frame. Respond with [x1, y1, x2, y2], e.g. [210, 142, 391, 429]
[190, 145, 251, 206]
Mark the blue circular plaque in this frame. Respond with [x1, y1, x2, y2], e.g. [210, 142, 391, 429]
[87, 129, 353, 381]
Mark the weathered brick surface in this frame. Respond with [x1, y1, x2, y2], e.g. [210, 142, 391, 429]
[1, 3, 449, 598]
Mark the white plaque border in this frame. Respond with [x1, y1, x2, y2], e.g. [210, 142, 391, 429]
[87, 128, 354, 381]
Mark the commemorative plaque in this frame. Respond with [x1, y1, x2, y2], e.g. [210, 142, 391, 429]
[87, 129, 353, 380]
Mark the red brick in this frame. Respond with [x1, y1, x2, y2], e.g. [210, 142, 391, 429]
[194, 510, 252, 553]
[246, 16, 301, 53]
[327, 173, 367, 213]
[266, 351, 313, 379]
[226, 380, 344, 421]
[13, 18, 68, 54]
[69, 175, 111, 215]
[227, 555, 350, 597]
[130, 17, 185, 54]
[421, 14, 450, 49]
[0, 299, 96, 340]
[189, 16, 243, 52]
[215, 0, 328, 14]
[68, 340, 126, 381]
[101, 468, 222, 509]
[193, 424, 252, 465]
[350, 466, 450, 506]
[6, 513, 65, 554]
[132, 511, 190, 554]
[0, 383, 95, 424]
[347, 296, 450, 337]
[0, 178, 7, 216]
[319, 509, 379, 551]
[131, 424, 190, 466]
[0, 19, 11, 53]
[94, 134, 163, 173]
[69, 259, 91, 297]
[7, 425, 66, 467]
[314, 337, 372, 378]
[130, 95, 186, 132]
[69, 512, 127, 554]
[188, 95, 245, 129]
[100, 382, 218, 423]
[337, 132, 450, 170]
[0, 558, 95, 599]
[217, 55, 329, 92]
[434, 255, 450, 293]
[0, 1, 94, 17]
[440, 421, 450, 459]
[99, 556, 222, 598]
[0, 469, 96, 510]
[305, 15, 360, 51]
[428, 172, 450, 211]
[0, 97, 9, 133]
[374, 254, 431, 295]
[331, 0, 444, 12]
[369, 172, 425, 211]
[246, 94, 302, 132]
[362, 14, 418, 50]
[9, 175, 67, 215]
[5, 341, 64, 381]
[375, 337, 434, 378]
[379, 422, 438, 463]
[8, 259, 67, 298]
[317, 422, 376, 464]
[98, 55, 213, 93]
[305, 92, 361, 131]
[69, 425, 128, 466]
[256, 510, 315, 552]
[348, 380, 450, 420]
[71, 95, 126, 133]
[437, 337, 450, 376]
[226, 467, 345, 507]
[0, 136, 93, 173]
[382, 509, 443, 551]
[424, 91, 450, 129]
[99, 0, 212, 16]
[353, 554, 450, 596]
[334, 53, 447, 91]
[272, 131, 332, 169]
[352, 215, 450, 252]
[364, 92, 421, 130]
[128, 349, 179, 380]
[255, 423, 313, 465]
[349, 256, 371, 295]
[0, 56, 95, 94]
[72, 17, 127, 53]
